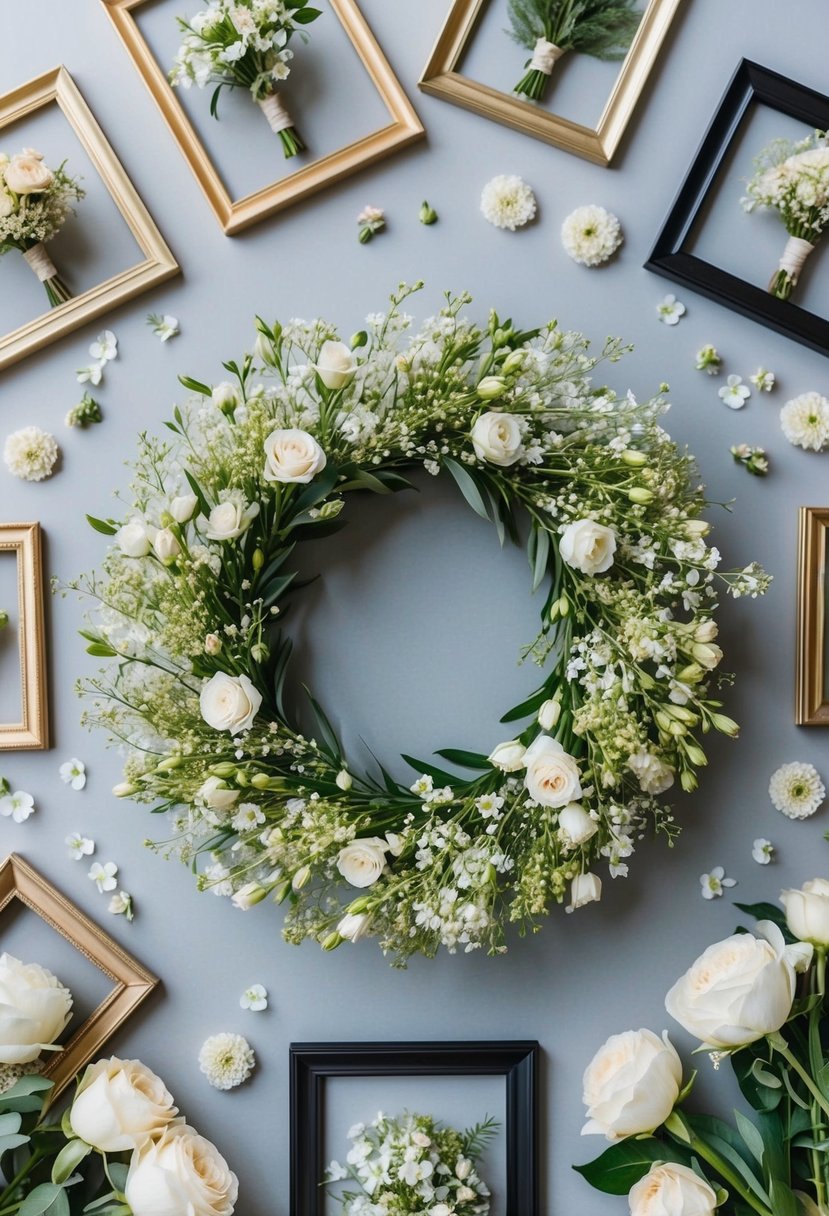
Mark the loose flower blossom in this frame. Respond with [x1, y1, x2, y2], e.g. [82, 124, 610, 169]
[108, 890, 134, 921]
[0, 789, 35, 823]
[146, 313, 179, 341]
[65, 394, 102, 429]
[656, 294, 685, 325]
[780, 391, 829, 451]
[3, 427, 59, 481]
[239, 984, 268, 1012]
[770, 762, 826, 819]
[198, 1032, 255, 1090]
[560, 205, 622, 266]
[480, 174, 537, 230]
[357, 205, 385, 244]
[752, 838, 775, 864]
[76, 363, 104, 386]
[695, 345, 722, 374]
[65, 833, 95, 860]
[750, 367, 775, 392]
[89, 861, 118, 892]
[89, 330, 117, 363]
[731, 443, 769, 476]
[59, 758, 86, 790]
[700, 866, 736, 899]
[718, 374, 751, 409]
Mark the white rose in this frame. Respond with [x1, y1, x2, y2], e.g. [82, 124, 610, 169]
[195, 777, 240, 811]
[262, 428, 327, 484]
[337, 911, 372, 942]
[5, 150, 53, 194]
[567, 872, 602, 913]
[487, 739, 526, 772]
[336, 838, 389, 888]
[781, 878, 829, 947]
[628, 1162, 717, 1216]
[170, 494, 198, 524]
[470, 411, 522, 467]
[125, 1124, 238, 1216]
[0, 954, 72, 1065]
[199, 672, 262, 735]
[665, 922, 812, 1049]
[118, 521, 151, 558]
[558, 803, 598, 846]
[211, 381, 238, 410]
[628, 750, 675, 796]
[314, 340, 357, 390]
[559, 518, 617, 575]
[205, 499, 259, 541]
[69, 1057, 177, 1152]
[153, 528, 181, 564]
[582, 1029, 682, 1140]
[537, 698, 561, 730]
[523, 734, 582, 807]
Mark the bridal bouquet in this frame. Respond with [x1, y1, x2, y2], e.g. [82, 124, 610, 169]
[506, 0, 641, 102]
[742, 130, 829, 301]
[0, 147, 84, 306]
[325, 1111, 495, 1215]
[169, 0, 321, 158]
[576, 878, 829, 1216]
[73, 283, 769, 963]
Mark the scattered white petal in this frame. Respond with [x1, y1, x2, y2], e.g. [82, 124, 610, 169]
[89, 330, 117, 363]
[750, 367, 775, 393]
[89, 861, 119, 892]
[65, 833, 95, 860]
[239, 984, 268, 1012]
[147, 313, 179, 342]
[718, 374, 751, 409]
[752, 838, 775, 865]
[199, 1032, 255, 1090]
[656, 294, 686, 325]
[76, 363, 104, 386]
[0, 790, 35, 823]
[108, 890, 134, 921]
[59, 758, 87, 790]
[700, 866, 737, 899]
[769, 762, 826, 819]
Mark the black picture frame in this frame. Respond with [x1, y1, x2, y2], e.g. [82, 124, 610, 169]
[289, 1040, 539, 1216]
[645, 59, 829, 356]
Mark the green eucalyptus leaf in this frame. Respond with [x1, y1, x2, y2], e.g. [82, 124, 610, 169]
[433, 749, 491, 770]
[85, 515, 118, 537]
[0, 1111, 22, 1135]
[51, 1137, 93, 1184]
[19, 1183, 63, 1216]
[442, 457, 491, 522]
[573, 1138, 689, 1195]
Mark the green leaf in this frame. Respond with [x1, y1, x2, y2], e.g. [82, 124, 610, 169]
[434, 749, 491, 770]
[86, 643, 117, 657]
[734, 902, 794, 941]
[528, 524, 551, 593]
[51, 1137, 92, 1185]
[500, 685, 550, 724]
[400, 755, 462, 786]
[289, 466, 341, 517]
[769, 1177, 799, 1216]
[85, 514, 118, 536]
[106, 1162, 128, 1191]
[209, 83, 223, 118]
[0, 1075, 53, 1099]
[303, 688, 342, 761]
[0, 1111, 22, 1135]
[184, 470, 211, 518]
[442, 457, 491, 522]
[732, 1048, 782, 1112]
[19, 1184, 63, 1216]
[734, 1110, 764, 1164]
[293, 6, 321, 20]
[177, 375, 212, 397]
[260, 571, 298, 610]
[0, 1132, 30, 1153]
[684, 1114, 771, 1205]
[573, 1138, 689, 1195]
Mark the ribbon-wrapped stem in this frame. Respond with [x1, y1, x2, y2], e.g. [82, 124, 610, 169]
[258, 92, 304, 159]
[22, 242, 73, 308]
[768, 234, 816, 300]
[514, 36, 566, 101]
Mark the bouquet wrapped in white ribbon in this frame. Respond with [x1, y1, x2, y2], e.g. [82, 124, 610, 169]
[0, 148, 84, 307]
[169, 0, 321, 159]
[742, 130, 829, 301]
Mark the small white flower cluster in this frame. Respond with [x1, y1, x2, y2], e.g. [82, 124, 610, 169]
[0, 148, 83, 249]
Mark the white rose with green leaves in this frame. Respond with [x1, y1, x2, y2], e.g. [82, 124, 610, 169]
[314, 340, 357, 390]
[559, 518, 616, 575]
[336, 838, 389, 888]
[125, 1124, 238, 1216]
[199, 672, 262, 735]
[470, 411, 522, 466]
[0, 954, 72, 1064]
[205, 498, 259, 541]
[629, 1162, 717, 1216]
[262, 428, 326, 484]
[69, 1057, 177, 1152]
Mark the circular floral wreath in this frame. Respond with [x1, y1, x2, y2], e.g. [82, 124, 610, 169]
[76, 284, 769, 963]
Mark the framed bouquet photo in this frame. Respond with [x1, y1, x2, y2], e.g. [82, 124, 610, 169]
[419, 0, 681, 165]
[290, 1041, 539, 1216]
[0, 67, 178, 372]
[646, 60, 829, 356]
[0, 523, 48, 751]
[100, 0, 424, 235]
[796, 507, 829, 726]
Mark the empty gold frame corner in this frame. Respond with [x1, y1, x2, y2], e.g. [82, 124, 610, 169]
[0, 523, 48, 751]
[101, 0, 424, 235]
[796, 507, 829, 726]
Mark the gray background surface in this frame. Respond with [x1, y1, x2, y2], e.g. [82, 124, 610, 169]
[1, 1, 829, 1212]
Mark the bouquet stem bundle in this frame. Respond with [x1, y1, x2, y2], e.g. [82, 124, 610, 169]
[23, 242, 72, 306]
[0, 150, 83, 308]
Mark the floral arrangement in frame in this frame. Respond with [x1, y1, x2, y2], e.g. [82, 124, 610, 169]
[418, 0, 681, 166]
[646, 60, 829, 358]
[796, 507, 829, 726]
[0, 854, 157, 1102]
[100, 0, 424, 235]
[289, 1041, 538, 1216]
[0, 523, 48, 752]
[0, 67, 178, 373]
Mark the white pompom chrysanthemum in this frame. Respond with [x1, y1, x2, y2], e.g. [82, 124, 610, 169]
[780, 392, 829, 451]
[769, 761, 826, 819]
[3, 426, 59, 481]
[198, 1032, 255, 1090]
[561, 205, 623, 266]
[480, 175, 537, 230]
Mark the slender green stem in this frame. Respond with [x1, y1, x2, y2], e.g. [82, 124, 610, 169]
[665, 1117, 773, 1216]
[0, 1148, 47, 1208]
[769, 1034, 829, 1123]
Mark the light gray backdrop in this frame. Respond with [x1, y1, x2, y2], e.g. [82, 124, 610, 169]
[1, 1, 829, 1212]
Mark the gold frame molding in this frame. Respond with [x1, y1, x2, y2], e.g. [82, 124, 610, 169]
[0, 523, 48, 751]
[796, 507, 829, 726]
[0, 854, 158, 1102]
[0, 67, 178, 373]
[101, 0, 424, 235]
[419, 0, 680, 165]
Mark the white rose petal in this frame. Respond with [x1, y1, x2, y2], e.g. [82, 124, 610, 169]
[523, 734, 582, 808]
[117, 522, 151, 558]
[125, 1123, 238, 1216]
[470, 411, 522, 466]
[567, 872, 602, 913]
[336, 838, 389, 888]
[488, 739, 526, 772]
[558, 803, 598, 846]
[314, 340, 357, 390]
[781, 878, 829, 947]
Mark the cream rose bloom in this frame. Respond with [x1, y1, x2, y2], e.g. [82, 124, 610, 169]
[314, 340, 357, 390]
[336, 838, 389, 888]
[199, 672, 262, 735]
[781, 878, 829, 946]
[69, 1057, 177, 1152]
[629, 1163, 717, 1216]
[582, 1029, 682, 1140]
[125, 1124, 238, 1216]
[195, 777, 240, 811]
[487, 739, 526, 772]
[558, 803, 598, 846]
[665, 922, 812, 1048]
[205, 499, 258, 541]
[5, 149, 53, 194]
[262, 428, 327, 484]
[523, 734, 582, 807]
[0, 954, 72, 1065]
[559, 518, 616, 575]
[118, 521, 152, 558]
[470, 411, 522, 466]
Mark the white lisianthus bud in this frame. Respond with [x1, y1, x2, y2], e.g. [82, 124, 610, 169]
[170, 494, 198, 523]
[537, 698, 561, 730]
[0, 955, 73, 1065]
[684, 519, 711, 537]
[691, 642, 723, 669]
[501, 350, 525, 375]
[153, 528, 181, 564]
[559, 519, 616, 575]
[314, 340, 357, 390]
[628, 1162, 717, 1216]
[567, 872, 602, 913]
[665, 922, 812, 1048]
[112, 782, 137, 797]
[581, 1029, 682, 1140]
[336, 838, 389, 888]
[211, 381, 238, 411]
[558, 803, 598, 846]
[628, 487, 654, 505]
[336, 911, 372, 942]
[781, 879, 829, 947]
[204, 633, 222, 655]
[69, 1057, 177, 1152]
[693, 620, 718, 644]
[195, 777, 239, 811]
[232, 881, 268, 910]
[335, 770, 353, 791]
[117, 521, 151, 558]
[292, 866, 311, 891]
[470, 411, 522, 466]
[385, 832, 404, 857]
[487, 739, 526, 772]
[523, 734, 582, 808]
[456, 1186, 476, 1203]
[476, 375, 507, 400]
[262, 428, 327, 484]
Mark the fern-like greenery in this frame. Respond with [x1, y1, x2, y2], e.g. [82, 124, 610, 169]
[507, 0, 642, 100]
[462, 1115, 500, 1159]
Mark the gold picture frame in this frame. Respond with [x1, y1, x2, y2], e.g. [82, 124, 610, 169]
[0, 523, 48, 751]
[100, 0, 425, 235]
[796, 507, 829, 726]
[0, 854, 158, 1102]
[419, 0, 681, 165]
[0, 67, 178, 373]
